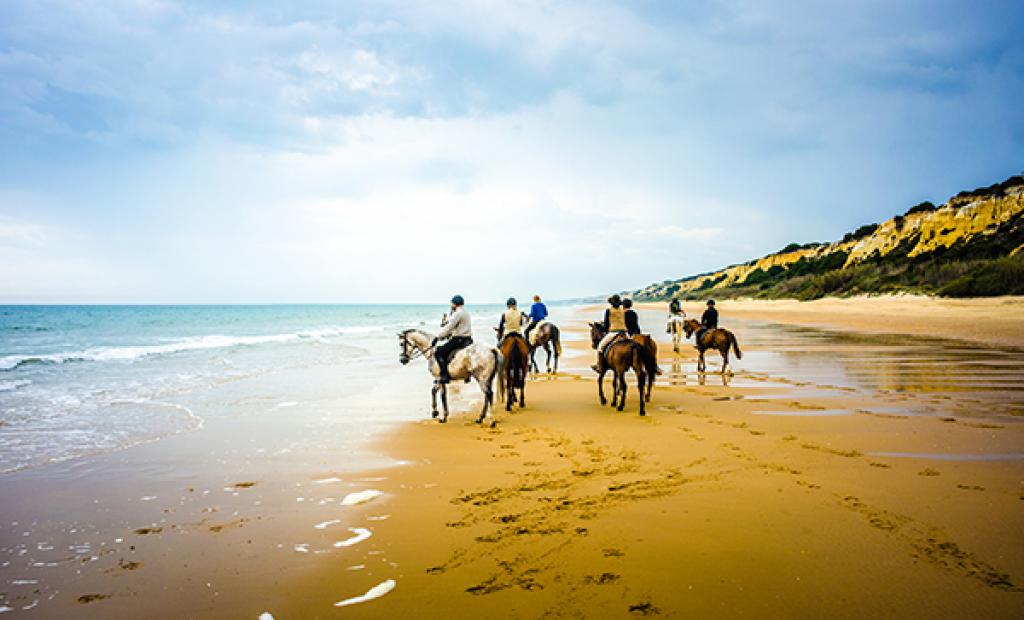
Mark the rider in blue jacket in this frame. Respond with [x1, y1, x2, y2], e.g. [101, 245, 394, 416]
[524, 295, 548, 342]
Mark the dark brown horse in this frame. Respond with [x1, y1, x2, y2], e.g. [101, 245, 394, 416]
[527, 322, 562, 374]
[588, 323, 658, 415]
[682, 319, 742, 373]
[589, 323, 660, 401]
[496, 332, 530, 411]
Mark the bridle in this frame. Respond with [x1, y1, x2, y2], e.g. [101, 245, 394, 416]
[399, 330, 434, 363]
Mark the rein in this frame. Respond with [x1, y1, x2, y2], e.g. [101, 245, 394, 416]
[401, 331, 435, 361]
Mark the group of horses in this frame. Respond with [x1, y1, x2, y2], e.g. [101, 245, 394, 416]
[397, 310, 741, 427]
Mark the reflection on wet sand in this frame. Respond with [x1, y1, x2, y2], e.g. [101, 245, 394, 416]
[637, 308, 1024, 421]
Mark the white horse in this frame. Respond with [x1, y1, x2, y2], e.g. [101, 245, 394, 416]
[398, 329, 504, 426]
[667, 314, 687, 352]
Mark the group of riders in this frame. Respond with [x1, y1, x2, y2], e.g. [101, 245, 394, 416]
[431, 294, 550, 384]
[429, 292, 722, 384]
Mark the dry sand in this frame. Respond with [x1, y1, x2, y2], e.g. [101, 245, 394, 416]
[269, 309, 1024, 619]
[642, 295, 1024, 349]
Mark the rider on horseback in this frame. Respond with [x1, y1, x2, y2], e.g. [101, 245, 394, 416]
[623, 298, 641, 336]
[592, 294, 628, 372]
[497, 297, 527, 341]
[696, 299, 718, 346]
[524, 294, 548, 344]
[433, 294, 472, 384]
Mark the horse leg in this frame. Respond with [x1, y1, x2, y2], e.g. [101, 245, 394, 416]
[544, 343, 551, 373]
[637, 369, 647, 416]
[698, 349, 705, 373]
[431, 384, 440, 419]
[553, 340, 559, 374]
[616, 371, 627, 412]
[529, 347, 539, 374]
[721, 346, 730, 375]
[598, 367, 608, 405]
[518, 365, 526, 408]
[439, 385, 449, 423]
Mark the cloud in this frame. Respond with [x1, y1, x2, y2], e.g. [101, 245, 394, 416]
[0, 0, 1021, 302]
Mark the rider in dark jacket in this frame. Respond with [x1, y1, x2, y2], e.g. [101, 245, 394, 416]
[701, 300, 718, 330]
[623, 299, 641, 336]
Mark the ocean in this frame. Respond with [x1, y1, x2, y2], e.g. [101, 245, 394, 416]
[0, 303, 575, 474]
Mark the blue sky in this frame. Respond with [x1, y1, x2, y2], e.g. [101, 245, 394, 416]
[1, 0, 1022, 303]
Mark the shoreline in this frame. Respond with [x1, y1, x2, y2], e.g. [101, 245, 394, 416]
[3, 301, 1024, 618]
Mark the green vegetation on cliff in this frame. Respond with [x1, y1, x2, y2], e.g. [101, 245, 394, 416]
[632, 174, 1024, 301]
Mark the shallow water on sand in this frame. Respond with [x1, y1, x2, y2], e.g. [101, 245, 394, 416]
[635, 308, 1024, 420]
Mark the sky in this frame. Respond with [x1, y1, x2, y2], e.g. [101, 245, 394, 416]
[1, 0, 1022, 304]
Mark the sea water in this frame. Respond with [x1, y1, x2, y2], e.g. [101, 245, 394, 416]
[0, 303, 574, 474]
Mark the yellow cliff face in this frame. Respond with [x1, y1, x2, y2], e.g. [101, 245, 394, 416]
[846, 190, 1024, 265]
[635, 179, 1024, 299]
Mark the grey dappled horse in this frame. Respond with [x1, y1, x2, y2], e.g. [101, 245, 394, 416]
[398, 329, 504, 426]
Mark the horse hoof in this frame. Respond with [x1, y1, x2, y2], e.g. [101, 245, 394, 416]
[431, 410, 439, 418]
[439, 418, 447, 424]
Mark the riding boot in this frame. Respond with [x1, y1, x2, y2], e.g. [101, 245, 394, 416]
[437, 357, 450, 384]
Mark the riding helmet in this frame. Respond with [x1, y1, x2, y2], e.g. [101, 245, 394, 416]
[507, 297, 517, 307]
[707, 299, 715, 306]
[451, 294, 465, 306]
[608, 294, 622, 306]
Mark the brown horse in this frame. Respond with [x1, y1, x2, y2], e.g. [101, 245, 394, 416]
[588, 323, 658, 415]
[589, 323, 660, 401]
[527, 322, 562, 374]
[682, 319, 742, 373]
[496, 332, 530, 411]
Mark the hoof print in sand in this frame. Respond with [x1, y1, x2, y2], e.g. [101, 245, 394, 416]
[629, 601, 661, 615]
[77, 594, 110, 604]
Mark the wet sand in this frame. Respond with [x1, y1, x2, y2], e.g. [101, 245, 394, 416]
[3, 305, 1024, 618]
[646, 295, 1024, 349]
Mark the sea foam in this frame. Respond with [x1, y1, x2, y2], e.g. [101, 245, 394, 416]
[341, 490, 383, 506]
[334, 579, 396, 607]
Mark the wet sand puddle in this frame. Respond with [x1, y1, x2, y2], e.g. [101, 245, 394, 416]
[636, 308, 1024, 422]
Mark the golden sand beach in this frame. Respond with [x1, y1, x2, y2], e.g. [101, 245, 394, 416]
[265, 300, 1024, 619]
[5, 299, 1023, 619]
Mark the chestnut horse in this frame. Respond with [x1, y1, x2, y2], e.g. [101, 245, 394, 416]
[588, 324, 659, 415]
[682, 319, 742, 374]
[496, 332, 530, 410]
[589, 323, 661, 401]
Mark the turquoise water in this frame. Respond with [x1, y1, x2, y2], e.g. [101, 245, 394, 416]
[0, 303, 537, 473]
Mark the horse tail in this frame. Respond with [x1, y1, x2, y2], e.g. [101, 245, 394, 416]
[729, 331, 743, 360]
[552, 325, 562, 357]
[635, 340, 659, 379]
[492, 349, 505, 404]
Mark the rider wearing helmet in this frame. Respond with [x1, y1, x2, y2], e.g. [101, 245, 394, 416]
[433, 295, 473, 384]
[696, 299, 718, 345]
[592, 294, 627, 372]
[497, 297, 526, 341]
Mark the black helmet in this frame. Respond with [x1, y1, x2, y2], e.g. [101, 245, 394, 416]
[623, 298, 633, 308]
[608, 294, 622, 307]
[506, 297, 517, 307]
[706, 299, 715, 306]
[451, 295, 465, 306]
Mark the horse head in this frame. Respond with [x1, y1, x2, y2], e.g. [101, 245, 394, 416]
[588, 322, 606, 349]
[398, 329, 432, 365]
[682, 319, 700, 338]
